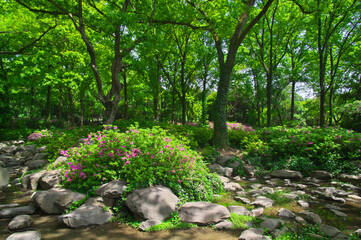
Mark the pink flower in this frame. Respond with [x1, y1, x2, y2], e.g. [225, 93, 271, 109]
[114, 126, 118, 129]
[124, 160, 130, 166]
[307, 141, 313, 145]
[151, 155, 154, 159]
[178, 179, 182, 183]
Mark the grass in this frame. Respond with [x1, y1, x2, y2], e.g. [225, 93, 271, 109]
[145, 221, 197, 231]
[228, 213, 257, 229]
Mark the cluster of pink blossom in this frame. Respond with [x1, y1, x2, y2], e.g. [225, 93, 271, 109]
[27, 130, 52, 141]
[208, 121, 255, 132]
[65, 162, 86, 182]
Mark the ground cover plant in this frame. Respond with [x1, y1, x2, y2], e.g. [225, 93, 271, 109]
[56, 124, 223, 202]
[239, 126, 361, 176]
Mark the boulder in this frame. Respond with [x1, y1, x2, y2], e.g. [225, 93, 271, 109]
[214, 220, 233, 230]
[58, 197, 112, 228]
[251, 208, 264, 217]
[6, 231, 41, 240]
[217, 155, 234, 166]
[297, 200, 309, 208]
[31, 188, 86, 214]
[0, 204, 20, 210]
[229, 161, 241, 168]
[96, 180, 127, 198]
[218, 175, 230, 184]
[207, 163, 233, 177]
[319, 224, 345, 238]
[251, 196, 274, 208]
[178, 201, 230, 225]
[239, 228, 271, 240]
[277, 208, 295, 219]
[21, 171, 47, 190]
[53, 156, 68, 168]
[311, 170, 332, 180]
[270, 170, 303, 179]
[33, 153, 47, 160]
[138, 219, 162, 231]
[38, 170, 62, 190]
[8, 215, 33, 231]
[224, 182, 244, 191]
[330, 209, 347, 217]
[0, 206, 35, 218]
[339, 174, 361, 185]
[0, 167, 9, 189]
[125, 186, 178, 221]
[260, 219, 282, 232]
[227, 206, 250, 216]
[27, 160, 47, 170]
[299, 211, 322, 224]
[243, 165, 258, 177]
[235, 197, 251, 204]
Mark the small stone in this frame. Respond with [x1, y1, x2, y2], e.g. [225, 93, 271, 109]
[297, 200, 309, 208]
[270, 169, 303, 179]
[251, 184, 262, 189]
[295, 216, 305, 224]
[233, 176, 242, 181]
[8, 215, 33, 231]
[138, 219, 162, 231]
[6, 231, 41, 240]
[243, 165, 257, 177]
[311, 170, 332, 180]
[354, 229, 361, 236]
[306, 233, 323, 239]
[277, 208, 295, 219]
[214, 220, 233, 230]
[0, 204, 20, 210]
[330, 209, 347, 217]
[235, 197, 251, 204]
[224, 182, 244, 191]
[0, 206, 35, 218]
[218, 175, 230, 184]
[325, 204, 342, 211]
[348, 194, 361, 201]
[251, 196, 274, 208]
[229, 161, 241, 168]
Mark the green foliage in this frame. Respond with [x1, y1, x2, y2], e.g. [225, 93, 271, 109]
[277, 224, 329, 240]
[229, 213, 255, 229]
[65, 197, 88, 213]
[240, 126, 361, 175]
[58, 124, 223, 202]
[145, 212, 197, 231]
[199, 146, 219, 164]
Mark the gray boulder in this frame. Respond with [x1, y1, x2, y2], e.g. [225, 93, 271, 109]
[239, 228, 271, 240]
[0, 167, 9, 189]
[8, 215, 33, 231]
[0, 204, 20, 210]
[0, 206, 35, 218]
[277, 208, 295, 219]
[27, 160, 47, 170]
[251, 196, 274, 208]
[178, 201, 230, 225]
[21, 171, 47, 190]
[208, 163, 233, 177]
[214, 220, 233, 230]
[260, 219, 282, 232]
[227, 205, 250, 216]
[33, 153, 47, 160]
[251, 208, 264, 217]
[243, 165, 258, 177]
[339, 174, 361, 185]
[96, 180, 127, 198]
[224, 182, 244, 191]
[270, 169, 303, 179]
[299, 211, 322, 224]
[311, 170, 332, 180]
[297, 200, 309, 208]
[125, 186, 178, 221]
[53, 156, 68, 168]
[58, 197, 112, 228]
[138, 219, 162, 231]
[6, 231, 41, 240]
[31, 188, 86, 214]
[38, 170, 62, 190]
[217, 155, 234, 166]
[319, 224, 346, 238]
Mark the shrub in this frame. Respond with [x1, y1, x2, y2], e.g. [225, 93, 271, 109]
[59, 124, 223, 202]
[28, 129, 52, 141]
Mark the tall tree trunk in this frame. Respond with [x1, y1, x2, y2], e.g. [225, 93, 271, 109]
[290, 80, 296, 121]
[80, 91, 84, 127]
[123, 73, 128, 120]
[201, 70, 207, 125]
[58, 86, 63, 126]
[153, 87, 159, 121]
[266, 72, 272, 127]
[329, 86, 334, 126]
[172, 88, 175, 123]
[46, 85, 51, 127]
[67, 87, 75, 126]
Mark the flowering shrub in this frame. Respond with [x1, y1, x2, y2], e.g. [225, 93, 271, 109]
[59, 124, 223, 201]
[27, 129, 52, 141]
[242, 126, 361, 175]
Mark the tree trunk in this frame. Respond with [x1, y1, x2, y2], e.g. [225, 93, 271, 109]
[58, 87, 63, 126]
[328, 86, 334, 126]
[123, 73, 128, 120]
[80, 91, 84, 127]
[153, 87, 159, 121]
[266, 72, 272, 127]
[67, 87, 75, 126]
[290, 80, 296, 121]
[172, 88, 175, 123]
[201, 73, 207, 125]
[46, 85, 51, 127]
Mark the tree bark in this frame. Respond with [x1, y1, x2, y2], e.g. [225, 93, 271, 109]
[123, 73, 128, 120]
[67, 87, 75, 126]
[46, 85, 51, 127]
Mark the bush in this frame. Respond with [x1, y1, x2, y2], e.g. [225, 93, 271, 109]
[58, 124, 223, 202]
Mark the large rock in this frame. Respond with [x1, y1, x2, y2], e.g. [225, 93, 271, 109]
[58, 197, 112, 228]
[0, 166, 9, 189]
[270, 170, 303, 179]
[214, 220, 233, 230]
[8, 215, 33, 231]
[251, 196, 274, 208]
[224, 182, 244, 191]
[38, 170, 62, 190]
[33, 153, 47, 160]
[319, 224, 346, 238]
[53, 156, 68, 168]
[22, 171, 47, 190]
[96, 180, 127, 198]
[299, 211, 322, 224]
[217, 155, 234, 166]
[311, 170, 332, 180]
[339, 174, 361, 185]
[260, 219, 282, 232]
[239, 228, 271, 240]
[125, 186, 178, 221]
[227, 206, 250, 216]
[277, 208, 295, 219]
[207, 163, 233, 177]
[31, 188, 86, 214]
[27, 160, 47, 170]
[178, 201, 230, 225]
[0, 206, 35, 218]
[243, 165, 258, 177]
[6, 231, 41, 240]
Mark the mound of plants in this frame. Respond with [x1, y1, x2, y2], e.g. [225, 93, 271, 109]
[57, 124, 223, 202]
[241, 126, 361, 175]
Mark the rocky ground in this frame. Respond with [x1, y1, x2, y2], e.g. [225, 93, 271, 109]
[1, 140, 361, 239]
